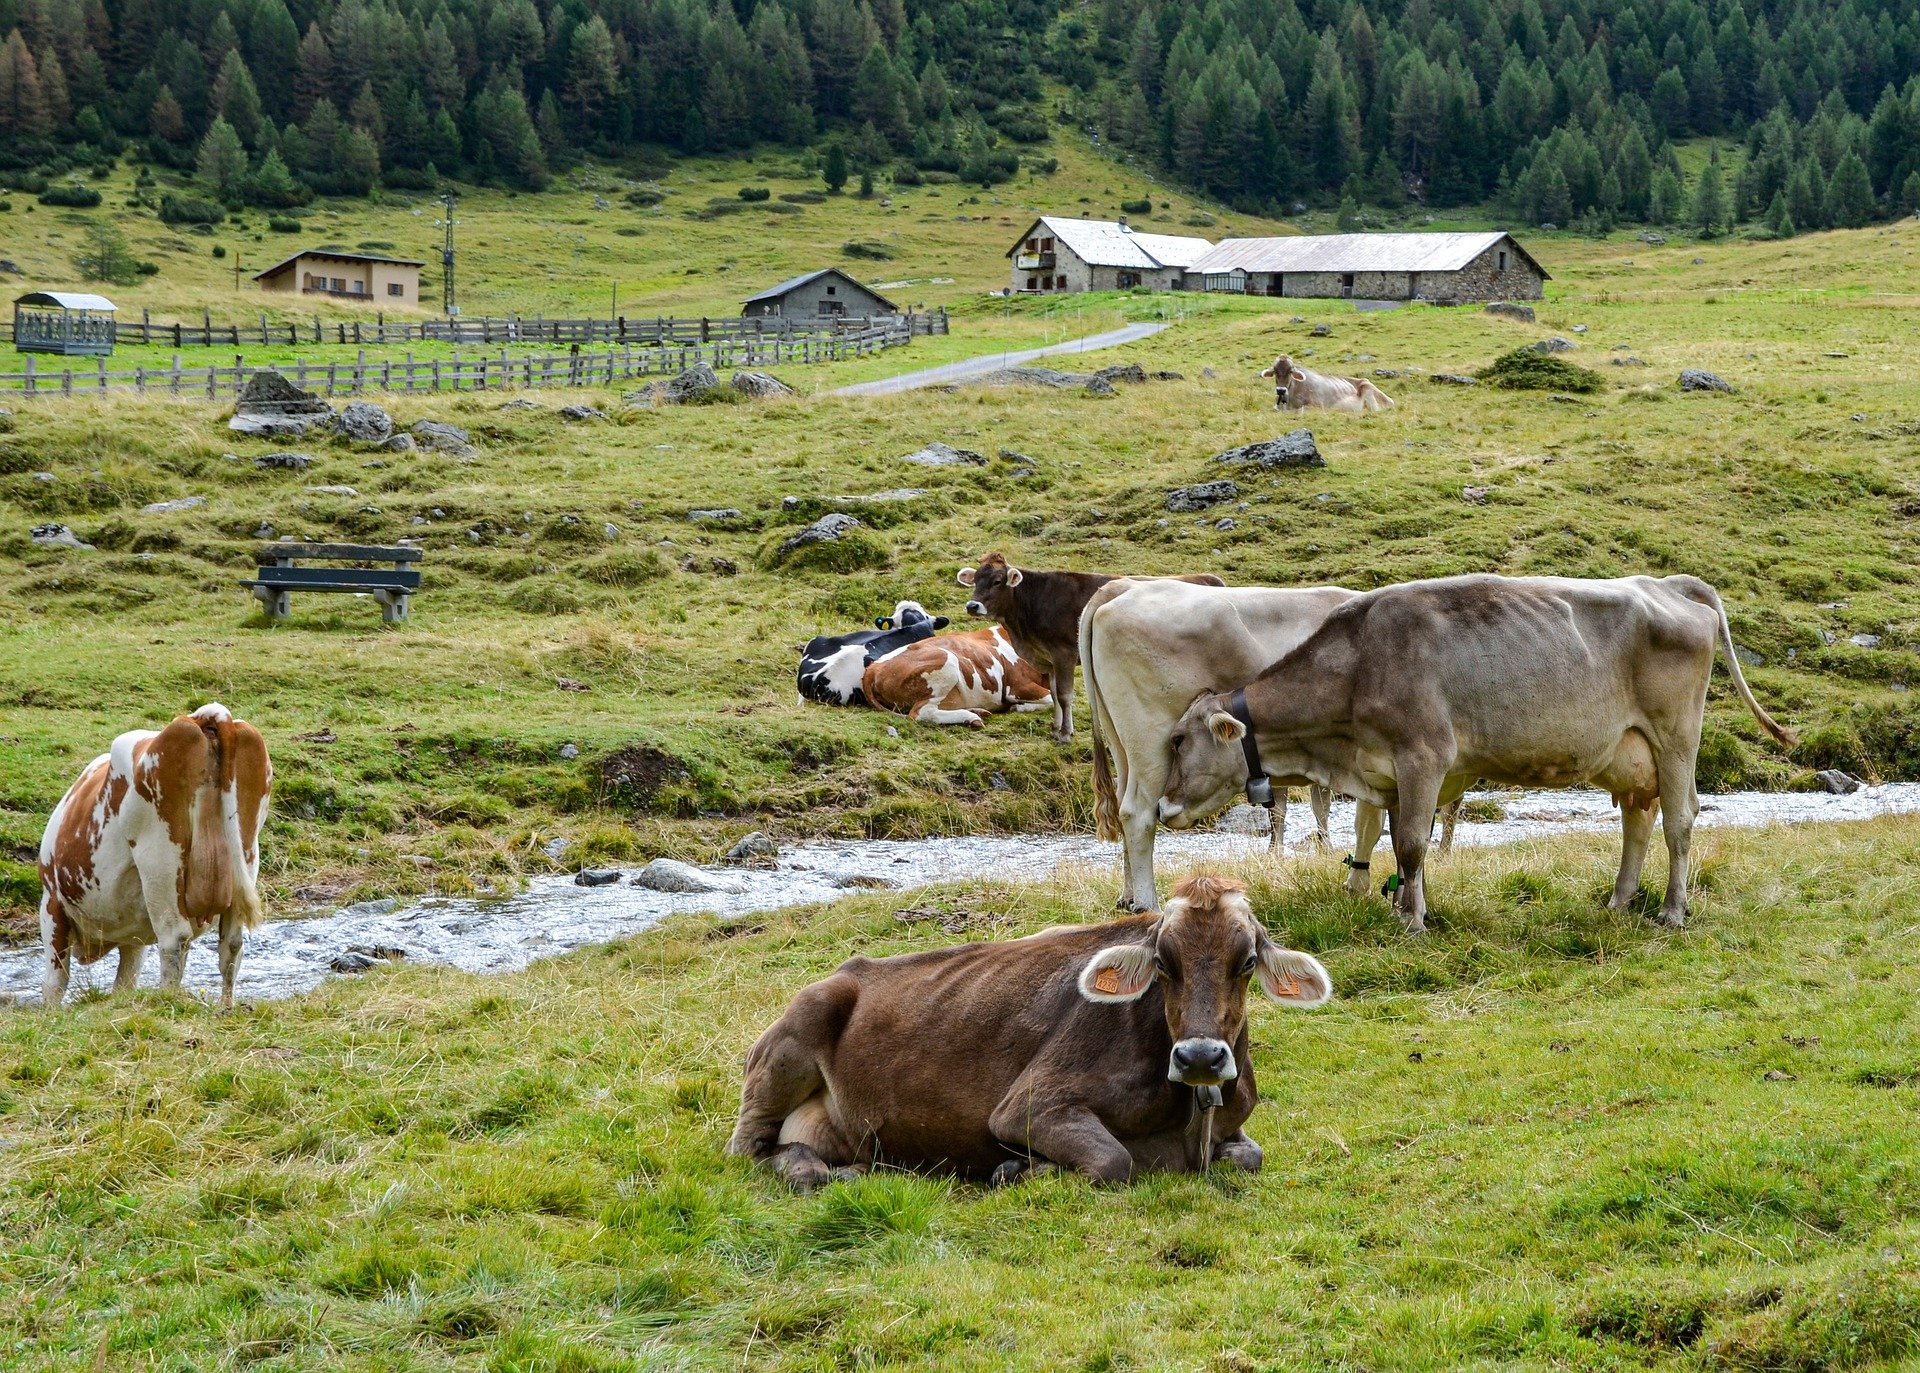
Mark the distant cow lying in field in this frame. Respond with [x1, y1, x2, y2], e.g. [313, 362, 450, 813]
[728, 874, 1332, 1188]
[1261, 354, 1393, 413]
[861, 625, 1053, 727]
[40, 703, 271, 1009]
[797, 600, 949, 706]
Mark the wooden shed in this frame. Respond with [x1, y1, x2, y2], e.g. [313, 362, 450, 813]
[741, 268, 898, 319]
[12, 291, 117, 356]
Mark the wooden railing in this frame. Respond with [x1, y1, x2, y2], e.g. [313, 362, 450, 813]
[0, 307, 948, 349]
[0, 320, 918, 398]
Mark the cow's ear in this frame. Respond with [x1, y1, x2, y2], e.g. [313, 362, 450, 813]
[931, 616, 950, 629]
[1206, 710, 1246, 744]
[875, 617, 894, 630]
[1255, 940, 1332, 1007]
[1290, 368, 1306, 382]
[1259, 365, 1276, 379]
[1006, 567, 1024, 588]
[1079, 943, 1156, 1002]
[956, 568, 977, 587]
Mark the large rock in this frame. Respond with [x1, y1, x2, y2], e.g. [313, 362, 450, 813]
[1815, 769, 1864, 796]
[1432, 373, 1479, 386]
[1214, 430, 1323, 469]
[1092, 362, 1149, 385]
[1532, 336, 1575, 353]
[254, 451, 314, 471]
[231, 371, 332, 435]
[1679, 368, 1732, 393]
[559, 404, 606, 421]
[724, 831, 780, 865]
[782, 489, 929, 512]
[688, 508, 743, 523]
[1485, 302, 1536, 322]
[412, 419, 475, 455]
[336, 401, 394, 443]
[1167, 480, 1239, 512]
[632, 857, 740, 893]
[901, 441, 987, 467]
[778, 512, 861, 554]
[730, 370, 797, 399]
[30, 523, 93, 550]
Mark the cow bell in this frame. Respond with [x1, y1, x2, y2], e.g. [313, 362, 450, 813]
[1244, 774, 1273, 807]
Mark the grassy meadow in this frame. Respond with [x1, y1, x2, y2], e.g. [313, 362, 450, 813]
[4, 134, 1920, 1368]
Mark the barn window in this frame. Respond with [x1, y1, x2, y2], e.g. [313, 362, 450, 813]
[1118, 270, 1140, 288]
[1055, 274, 1066, 289]
[388, 282, 403, 296]
[826, 285, 836, 295]
[1498, 250, 1508, 273]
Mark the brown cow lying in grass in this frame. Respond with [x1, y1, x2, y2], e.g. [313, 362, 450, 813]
[860, 624, 1053, 727]
[1261, 354, 1394, 413]
[727, 875, 1332, 1188]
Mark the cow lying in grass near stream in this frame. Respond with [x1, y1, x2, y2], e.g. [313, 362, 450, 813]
[728, 874, 1332, 1188]
[797, 600, 948, 706]
[861, 624, 1054, 728]
[1157, 574, 1796, 932]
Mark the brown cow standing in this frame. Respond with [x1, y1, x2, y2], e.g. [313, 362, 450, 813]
[957, 553, 1225, 742]
[40, 704, 272, 1009]
[860, 624, 1054, 727]
[727, 875, 1332, 1189]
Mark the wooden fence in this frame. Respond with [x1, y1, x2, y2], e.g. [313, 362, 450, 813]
[0, 307, 947, 349]
[0, 319, 916, 398]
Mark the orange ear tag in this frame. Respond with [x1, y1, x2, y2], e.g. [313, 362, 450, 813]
[1093, 967, 1123, 996]
[1270, 975, 1301, 998]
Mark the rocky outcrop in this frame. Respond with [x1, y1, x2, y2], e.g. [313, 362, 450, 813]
[1485, 302, 1536, 322]
[900, 441, 987, 466]
[412, 419, 475, 455]
[1679, 369, 1732, 393]
[631, 857, 741, 893]
[229, 371, 333, 436]
[730, 370, 797, 399]
[335, 401, 394, 443]
[779, 513, 861, 553]
[1213, 430, 1323, 469]
[1167, 480, 1239, 512]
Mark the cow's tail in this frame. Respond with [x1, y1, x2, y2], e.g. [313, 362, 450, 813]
[1081, 582, 1131, 842]
[1695, 583, 1798, 748]
[192, 705, 266, 929]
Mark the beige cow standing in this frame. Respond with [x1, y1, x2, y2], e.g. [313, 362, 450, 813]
[40, 704, 272, 1009]
[1261, 354, 1394, 413]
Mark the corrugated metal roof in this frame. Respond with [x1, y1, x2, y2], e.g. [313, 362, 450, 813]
[741, 267, 898, 311]
[1190, 232, 1537, 276]
[14, 290, 117, 310]
[252, 249, 426, 280]
[1017, 216, 1214, 270]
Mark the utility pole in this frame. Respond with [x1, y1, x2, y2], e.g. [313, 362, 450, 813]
[233, 252, 242, 294]
[436, 190, 459, 317]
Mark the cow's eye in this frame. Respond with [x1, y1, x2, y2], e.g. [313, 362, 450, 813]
[1154, 956, 1174, 981]
[1240, 954, 1258, 977]
[1170, 733, 1184, 749]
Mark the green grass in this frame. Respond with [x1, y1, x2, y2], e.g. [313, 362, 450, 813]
[6, 819, 1920, 1369]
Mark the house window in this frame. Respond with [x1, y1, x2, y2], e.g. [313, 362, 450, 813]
[1055, 275, 1066, 289]
[1041, 237, 1053, 250]
[1498, 251, 1507, 273]
[388, 282, 404, 296]
[1027, 237, 1038, 251]
[350, 280, 365, 294]
[826, 285, 836, 295]
[1026, 277, 1037, 291]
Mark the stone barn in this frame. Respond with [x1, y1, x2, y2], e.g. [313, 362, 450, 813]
[1186, 232, 1547, 303]
[1007, 216, 1213, 294]
[742, 268, 898, 319]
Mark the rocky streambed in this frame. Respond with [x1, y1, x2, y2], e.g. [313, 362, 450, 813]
[7, 784, 1919, 1005]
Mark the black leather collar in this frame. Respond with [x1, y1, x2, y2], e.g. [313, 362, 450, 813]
[1227, 689, 1272, 807]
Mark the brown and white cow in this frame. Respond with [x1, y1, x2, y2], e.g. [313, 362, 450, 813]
[956, 553, 1224, 742]
[40, 703, 272, 1009]
[860, 624, 1054, 727]
[1261, 354, 1394, 413]
[728, 874, 1332, 1188]
[1157, 574, 1796, 932]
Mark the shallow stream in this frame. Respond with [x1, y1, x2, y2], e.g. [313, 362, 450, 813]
[9, 783, 1919, 1005]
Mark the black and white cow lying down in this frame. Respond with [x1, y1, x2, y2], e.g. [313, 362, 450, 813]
[797, 601, 950, 706]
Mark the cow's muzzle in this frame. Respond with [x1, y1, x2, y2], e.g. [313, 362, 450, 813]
[1273, 386, 1288, 407]
[964, 600, 987, 617]
[1169, 1037, 1236, 1085]
[1157, 798, 1191, 828]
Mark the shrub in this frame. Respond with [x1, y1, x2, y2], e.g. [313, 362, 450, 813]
[268, 216, 300, 232]
[759, 528, 890, 575]
[211, 245, 226, 258]
[39, 183, 102, 207]
[1119, 198, 1152, 215]
[737, 185, 770, 201]
[841, 240, 893, 260]
[1475, 347, 1606, 393]
[624, 187, 664, 208]
[135, 261, 159, 275]
[158, 192, 223, 226]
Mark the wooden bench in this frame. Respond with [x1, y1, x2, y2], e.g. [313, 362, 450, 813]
[242, 542, 423, 625]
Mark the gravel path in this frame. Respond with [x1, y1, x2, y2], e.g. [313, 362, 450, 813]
[831, 321, 1170, 397]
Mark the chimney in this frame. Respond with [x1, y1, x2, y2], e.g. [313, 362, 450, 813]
[1118, 215, 1130, 232]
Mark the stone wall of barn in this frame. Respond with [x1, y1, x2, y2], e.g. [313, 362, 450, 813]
[1427, 243, 1546, 302]
[1221, 244, 1545, 304]
[1013, 250, 1184, 293]
[753, 276, 895, 318]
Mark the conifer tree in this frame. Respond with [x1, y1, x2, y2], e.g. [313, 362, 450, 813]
[1823, 151, 1874, 228]
[1648, 165, 1683, 224]
[195, 115, 249, 201]
[822, 140, 848, 193]
[1688, 151, 1728, 236]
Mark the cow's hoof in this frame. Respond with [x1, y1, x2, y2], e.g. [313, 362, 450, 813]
[989, 1159, 1028, 1188]
[1215, 1140, 1264, 1174]
[829, 1165, 867, 1183]
[1655, 908, 1688, 929]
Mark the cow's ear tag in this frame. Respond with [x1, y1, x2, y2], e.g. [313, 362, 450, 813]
[1093, 967, 1122, 996]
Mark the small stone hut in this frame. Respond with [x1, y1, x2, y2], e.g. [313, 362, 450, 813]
[741, 268, 898, 319]
[1186, 232, 1547, 303]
